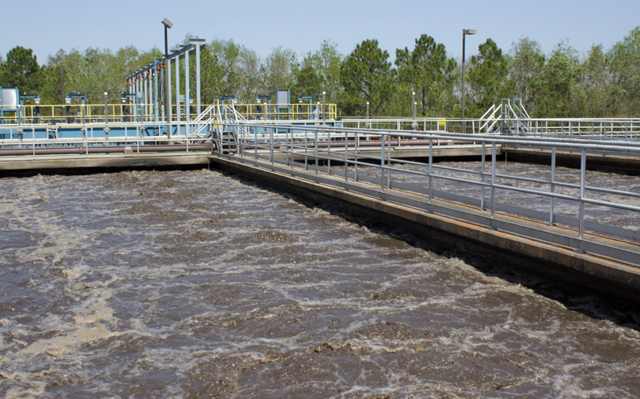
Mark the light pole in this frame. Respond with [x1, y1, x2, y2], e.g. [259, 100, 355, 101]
[162, 18, 173, 139]
[322, 91, 326, 121]
[462, 29, 476, 133]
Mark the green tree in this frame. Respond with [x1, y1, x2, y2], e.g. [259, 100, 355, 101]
[531, 41, 580, 117]
[608, 26, 640, 116]
[198, 39, 246, 103]
[509, 37, 545, 113]
[573, 44, 614, 117]
[0, 46, 42, 93]
[296, 40, 342, 103]
[340, 39, 395, 116]
[395, 34, 457, 116]
[293, 64, 324, 101]
[260, 46, 297, 96]
[467, 39, 514, 116]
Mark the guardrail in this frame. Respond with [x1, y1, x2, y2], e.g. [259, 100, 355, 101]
[341, 117, 640, 138]
[0, 120, 216, 157]
[214, 121, 640, 264]
[0, 103, 338, 125]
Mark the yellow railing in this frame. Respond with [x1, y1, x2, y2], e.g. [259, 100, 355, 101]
[0, 103, 338, 124]
[225, 103, 337, 121]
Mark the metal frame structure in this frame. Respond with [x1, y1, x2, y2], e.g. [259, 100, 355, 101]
[125, 38, 206, 130]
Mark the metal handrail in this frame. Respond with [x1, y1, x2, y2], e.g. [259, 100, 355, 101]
[215, 121, 640, 255]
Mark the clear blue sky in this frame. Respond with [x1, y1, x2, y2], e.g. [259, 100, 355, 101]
[2, 0, 639, 64]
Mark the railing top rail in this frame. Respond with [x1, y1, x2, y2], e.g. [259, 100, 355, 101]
[225, 121, 640, 152]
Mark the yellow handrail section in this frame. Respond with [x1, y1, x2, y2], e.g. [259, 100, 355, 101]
[0, 103, 338, 124]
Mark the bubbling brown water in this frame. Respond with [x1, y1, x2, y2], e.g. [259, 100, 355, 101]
[0, 169, 639, 398]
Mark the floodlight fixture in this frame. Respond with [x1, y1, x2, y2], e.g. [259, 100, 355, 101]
[162, 18, 173, 29]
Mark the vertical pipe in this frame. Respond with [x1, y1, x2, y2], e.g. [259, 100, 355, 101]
[164, 26, 171, 140]
[196, 43, 201, 115]
[144, 72, 149, 122]
[167, 57, 173, 138]
[154, 64, 159, 122]
[290, 128, 294, 172]
[550, 147, 556, 225]
[176, 54, 181, 124]
[255, 126, 258, 161]
[461, 31, 466, 134]
[579, 149, 586, 240]
[185, 49, 190, 123]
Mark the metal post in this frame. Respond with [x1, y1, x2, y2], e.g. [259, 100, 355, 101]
[387, 134, 391, 188]
[579, 149, 586, 240]
[195, 41, 202, 115]
[428, 137, 433, 204]
[153, 66, 159, 122]
[322, 91, 326, 122]
[314, 130, 318, 177]
[344, 131, 348, 186]
[381, 133, 385, 192]
[462, 32, 466, 134]
[327, 130, 331, 174]
[366, 102, 370, 129]
[355, 133, 359, 181]
[144, 72, 149, 122]
[481, 142, 485, 210]
[550, 147, 556, 225]
[175, 54, 180, 124]
[185, 49, 190, 123]
[164, 24, 171, 140]
[270, 125, 274, 168]
[167, 57, 172, 138]
[461, 29, 476, 134]
[305, 129, 308, 170]
[491, 143, 496, 220]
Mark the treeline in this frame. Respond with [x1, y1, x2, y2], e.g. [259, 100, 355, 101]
[1, 27, 640, 118]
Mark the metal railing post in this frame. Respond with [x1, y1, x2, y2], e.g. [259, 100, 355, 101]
[481, 142, 486, 210]
[327, 130, 331, 174]
[355, 133, 359, 182]
[491, 142, 496, 221]
[381, 133, 385, 192]
[428, 137, 433, 204]
[304, 129, 308, 170]
[270, 125, 274, 168]
[579, 149, 586, 240]
[344, 131, 348, 186]
[315, 130, 319, 177]
[550, 147, 556, 225]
